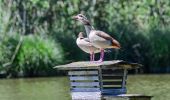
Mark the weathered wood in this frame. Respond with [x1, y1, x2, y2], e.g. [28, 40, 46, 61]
[102, 88, 126, 92]
[54, 60, 141, 70]
[68, 71, 98, 75]
[71, 82, 99, 87]
[102, 79, 122, 82]
[102, 76, 123, 79]
[103, 81, 122, 85]
[102, 69, 124, 74]
[98, 67, 103, 93]
[70, 76, 99, 81]
[71, 88, 100, 92]
[103, 86, 122, 89]
[103, 94, 153, 100]
[54, 60, 144, 100]
[122, 69, 127, 88]
[71, 92, 101, 100]
[102, 74, 124, 76]
[102, 88, 127, 96]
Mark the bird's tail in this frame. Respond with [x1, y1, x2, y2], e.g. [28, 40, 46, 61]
[111, 39, 121, 49]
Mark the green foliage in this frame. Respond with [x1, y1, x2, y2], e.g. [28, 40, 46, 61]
[0, 34, 64, 77]
[16, 35, 64, 77]
[0, 0, 170, 75]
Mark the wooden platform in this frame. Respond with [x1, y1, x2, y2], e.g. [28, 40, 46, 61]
[103, 94, 153, 100]
[54, 60, 142, 70]
[53, 60, 150, 100]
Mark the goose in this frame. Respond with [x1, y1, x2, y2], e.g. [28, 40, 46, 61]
[73, 14, 121, 62]
[76, 32, 100, 61]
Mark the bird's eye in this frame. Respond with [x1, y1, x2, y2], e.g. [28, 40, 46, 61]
[79, 15, 83, 17]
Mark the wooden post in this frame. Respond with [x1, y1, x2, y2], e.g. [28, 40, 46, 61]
[122, 69, 127, 88]
[54, 60, 152, 100]
[98, 67, 103, 94]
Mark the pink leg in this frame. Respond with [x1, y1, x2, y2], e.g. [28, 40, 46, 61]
[98, 49, 104, 62]
[93, 49, 104, 63]
[92, 52, 95, 61]
[90, 53, 93, 61]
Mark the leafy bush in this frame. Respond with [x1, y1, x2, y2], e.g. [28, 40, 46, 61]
[0, 34, 64, 77]
[16, 35, 64, 77]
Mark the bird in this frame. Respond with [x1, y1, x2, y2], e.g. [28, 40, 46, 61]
[73, 14, 121, 62]
[76, 32, 100, 61]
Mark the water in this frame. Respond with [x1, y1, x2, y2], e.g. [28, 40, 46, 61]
[0, 75, 169, 100]
[0, 77, 71, 100]
[127, 75, 170, 100]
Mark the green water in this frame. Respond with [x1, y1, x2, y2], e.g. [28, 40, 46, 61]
[0, 77, 71, 100]
[0, 75, 169, 100]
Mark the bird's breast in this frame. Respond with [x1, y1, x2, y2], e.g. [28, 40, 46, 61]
[76, 38, 100, 53]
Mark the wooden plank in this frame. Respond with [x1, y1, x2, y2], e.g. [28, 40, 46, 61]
[102, 74, 124, 76]
[102, 69, 124, 74]
[71, 92, 101, 100]
[71, 82, 99, 87]
[102, 76, 123, 79]
[68, 71, 98, 75]
[70, 76, 99, 81]
[102, 88, 126, 92]
[103, 85, 122, 87]
[103, 81, 122, 85]
[54, 60, 141, 70]
[104, 94, 153, 100]
[102, 88, 127, 95]
[103, 84, 122, 87]
[71, 88, 100, 92]
[103, 87, 122, 89]
[102, 79, 122, 82]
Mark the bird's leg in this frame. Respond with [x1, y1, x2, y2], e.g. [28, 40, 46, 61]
[98, 49, 104, 62]
[93, 49, 104, 63]
[92, 52, 95, 61]
[89, 47, 94, 62]
[90, 53, 93, 61]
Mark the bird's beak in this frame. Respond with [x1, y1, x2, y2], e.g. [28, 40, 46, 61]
[72, 15, 78, 20]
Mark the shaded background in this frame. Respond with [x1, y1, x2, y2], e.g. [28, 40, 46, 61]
[0, 0, 170, 78]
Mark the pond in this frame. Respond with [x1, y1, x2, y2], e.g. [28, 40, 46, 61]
[0, 75, 169, 100]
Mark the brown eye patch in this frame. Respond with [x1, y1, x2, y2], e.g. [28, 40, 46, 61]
[79, 15, 83, 17]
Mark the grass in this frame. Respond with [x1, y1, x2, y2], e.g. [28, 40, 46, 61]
[0, 75, 169, 100]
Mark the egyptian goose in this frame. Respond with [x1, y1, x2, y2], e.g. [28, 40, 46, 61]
[76, 32, 100, 61]
[73, 14, 121, 62]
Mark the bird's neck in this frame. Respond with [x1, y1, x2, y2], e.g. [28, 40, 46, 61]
[84, 24, 94, 38]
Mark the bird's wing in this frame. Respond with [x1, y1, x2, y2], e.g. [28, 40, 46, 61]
[80, 38, 93, 46]
[95, 31, 121, 48]
[83, 38, 90, 42]
[95, 31, 113, 40]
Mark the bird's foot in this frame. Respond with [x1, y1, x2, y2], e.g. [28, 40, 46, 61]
[90, 59, 95, 62]
[91, 59, 103, 63]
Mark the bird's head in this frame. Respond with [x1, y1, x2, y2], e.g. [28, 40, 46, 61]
[72, 14, 91, 25]
[78, 32, 84, 39]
